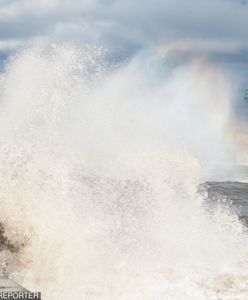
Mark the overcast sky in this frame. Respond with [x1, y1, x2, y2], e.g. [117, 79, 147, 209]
[0, 0, 248, 67]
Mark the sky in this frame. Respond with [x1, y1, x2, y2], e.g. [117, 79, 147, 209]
[0, 0, 247, 62]
[0, 0, 247, 119]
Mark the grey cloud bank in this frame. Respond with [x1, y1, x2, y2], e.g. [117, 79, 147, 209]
[0, 0, 248, 64]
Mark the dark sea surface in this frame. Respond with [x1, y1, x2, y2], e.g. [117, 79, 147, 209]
[202, 181, 248, 226]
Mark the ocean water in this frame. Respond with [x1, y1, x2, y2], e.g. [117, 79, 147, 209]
[0, 44, 248, 300]
[203, 181, 248, 226]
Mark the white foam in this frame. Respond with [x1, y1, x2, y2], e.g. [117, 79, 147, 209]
[0, 44, 246, 300]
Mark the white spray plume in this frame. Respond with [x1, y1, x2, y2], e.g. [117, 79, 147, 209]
[0, 44, 246, 300]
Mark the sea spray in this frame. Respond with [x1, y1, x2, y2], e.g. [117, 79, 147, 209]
[0, 44, 246, 299]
